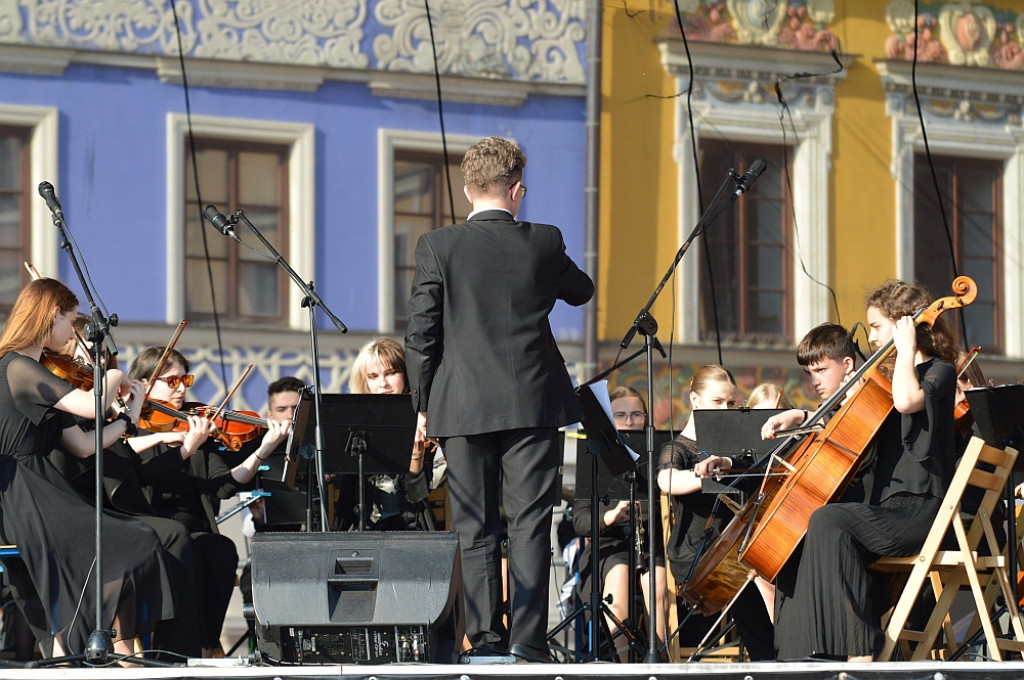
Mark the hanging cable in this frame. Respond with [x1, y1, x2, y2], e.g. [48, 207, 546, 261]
[423, 0, 457, 225]
[168, 0, 229, 385]
[910, 0, 968, 347]
[671, 0, 723, 369]
[772, 49, 845, 324]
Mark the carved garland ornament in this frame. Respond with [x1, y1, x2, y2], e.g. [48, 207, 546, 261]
[674, 0, 838, 52]
[885, 0, 1024, 71]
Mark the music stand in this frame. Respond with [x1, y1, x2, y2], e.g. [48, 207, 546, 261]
[966, 385, 1024, 458]
[693, 408, 787, 497]
[966, 385, 1024, 582]
[948, 384, 1024, 660]
[258, 478, 308, 528]
[693, 408, 787, 457]
[304, 394, 416, 530]
[547, 383, 639, 662]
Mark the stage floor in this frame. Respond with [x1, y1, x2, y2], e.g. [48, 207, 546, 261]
[6, 659, 1024, 680]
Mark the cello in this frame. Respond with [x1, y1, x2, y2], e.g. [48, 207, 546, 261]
[737, 276, 976, 582]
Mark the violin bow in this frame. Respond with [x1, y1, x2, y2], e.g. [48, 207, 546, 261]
[957, 346, 982, 379]
[207, 364, 254, 423]
[142, 320, 188, 403]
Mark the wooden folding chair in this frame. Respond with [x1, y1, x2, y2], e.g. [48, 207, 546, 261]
[872, 436, 1024, 661]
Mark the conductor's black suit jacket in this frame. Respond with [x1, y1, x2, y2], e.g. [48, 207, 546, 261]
[405, 210, 594, 437]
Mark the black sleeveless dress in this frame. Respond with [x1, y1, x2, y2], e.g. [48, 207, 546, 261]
[0, 352, 175, 655]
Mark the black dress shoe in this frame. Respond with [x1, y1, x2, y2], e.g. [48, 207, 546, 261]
[509, 643, 552, 664]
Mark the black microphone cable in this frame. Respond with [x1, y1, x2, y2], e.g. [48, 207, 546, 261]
[168, 0, 230, 386]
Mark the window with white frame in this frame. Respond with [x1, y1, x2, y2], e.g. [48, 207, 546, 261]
[0, 125, 32, 309]
[699, 140, 792, 344]
[0, 105, 58, 312]
[659, 41, 842, 346]
[912, 153, 1001, 353]
[879, 59, 1024, 358]
[167, 114, 315, 329]
[392, 150, 466, 331]
[378, 130, 476, 333]
[184, 139, 290, 324]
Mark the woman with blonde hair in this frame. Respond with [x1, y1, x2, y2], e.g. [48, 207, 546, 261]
[746, 382, 793, 409]
[0, 278, 175, 658]
[656, 365, 775, 659]
[343, 337, 434, 530]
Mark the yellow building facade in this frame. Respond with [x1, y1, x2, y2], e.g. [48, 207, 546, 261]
[598, 0, 1024, 426]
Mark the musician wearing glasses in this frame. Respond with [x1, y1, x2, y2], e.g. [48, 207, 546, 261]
[128, 347, 289, 657]
[573, 386, 669, 661]
[406, 136, 594, 663]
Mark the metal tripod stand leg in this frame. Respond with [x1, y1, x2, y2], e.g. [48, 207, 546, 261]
[687, 569, 756, 662]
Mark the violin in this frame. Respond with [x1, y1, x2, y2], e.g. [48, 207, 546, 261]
[138, 399, 267, 451]
[40, 350, 132, 415]
[954, 346, 981, 435]
[40, 351, 95, 391]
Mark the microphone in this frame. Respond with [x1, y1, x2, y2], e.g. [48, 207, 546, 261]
[734, 158, 767, 195]
[203, 205, 241, 242]
[38, 181, 64, 220]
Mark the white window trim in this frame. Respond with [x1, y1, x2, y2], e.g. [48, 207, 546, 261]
[166, 114, 315, 329]
[879, 60, 1024, 358]
[0, 104, 59, 277]
[659, 42, 841, 345]
[377, 129, 478, 333]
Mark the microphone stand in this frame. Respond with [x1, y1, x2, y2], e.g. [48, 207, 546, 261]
[35, 184, 174, 668]
[205, 207, 347, 532]
[616, 162, 764, 663]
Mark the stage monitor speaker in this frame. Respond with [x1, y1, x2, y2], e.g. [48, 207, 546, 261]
[251, 531, 464, 664]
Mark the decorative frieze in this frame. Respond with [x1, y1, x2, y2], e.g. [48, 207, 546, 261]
[2, 0, 586, 87]
[885, 0, 1024, 71]
[673, 0, 839, 52]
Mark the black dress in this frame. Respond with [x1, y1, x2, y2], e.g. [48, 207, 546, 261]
[141, 441, 241, 649]
[774, 357, 956, 659]
[49, 439, 202, 657]
[572, 493, 666, 612]
[658, 434, 775, 660]
[0, 352, 175, 654]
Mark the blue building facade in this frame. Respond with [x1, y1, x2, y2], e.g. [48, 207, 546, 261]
[0, 0, 589, 410]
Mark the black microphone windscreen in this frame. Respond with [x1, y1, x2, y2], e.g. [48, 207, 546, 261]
[203, 205, 230, 233]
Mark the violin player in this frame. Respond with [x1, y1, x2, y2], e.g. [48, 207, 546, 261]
[128, 346, 289, 657]
[0, 278, 176, 659]
[48, 332, 210, 658]
[768, 280, 959, 661]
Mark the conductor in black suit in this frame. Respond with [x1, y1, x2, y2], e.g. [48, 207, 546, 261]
[405, 136, 594, 662]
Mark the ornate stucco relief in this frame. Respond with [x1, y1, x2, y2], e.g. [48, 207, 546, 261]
[0, 0, 25, 43]
[3, 0, 586, 86]
[193, 0, 368, 68]
[372, 0, 585, 83]
[19, 0, 197, 53]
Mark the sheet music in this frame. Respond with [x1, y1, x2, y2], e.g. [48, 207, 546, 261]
[588, 380, 640, 462]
